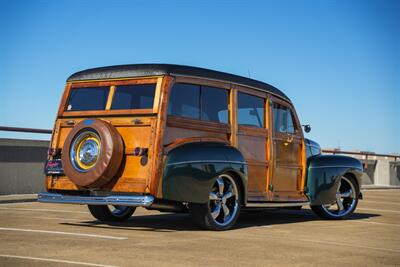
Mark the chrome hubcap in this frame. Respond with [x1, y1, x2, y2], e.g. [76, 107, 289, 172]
[209, 174, 239, 226]
[321, 176, 357, 217]
[70, 131, 101, 172]
[79, 140, 99, 165]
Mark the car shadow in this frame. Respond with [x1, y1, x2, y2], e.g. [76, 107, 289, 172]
[60, 208, 381, 232]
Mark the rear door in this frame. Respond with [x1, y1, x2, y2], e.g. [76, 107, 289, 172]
[49, 78, 163, 193]
[236, 88, 270, 201]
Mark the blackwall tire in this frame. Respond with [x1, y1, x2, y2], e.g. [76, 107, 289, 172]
[88, 205, 136, 222]
[61, 119, 124, 188]
[189, 173, 241, 231]
[311, 175, 359, 220]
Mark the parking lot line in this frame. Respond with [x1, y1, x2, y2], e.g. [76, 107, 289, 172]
[0, 207, 89, 214]
[362, 200, 400, 206]
[350, 220, 400, 228]
[357, 208, 400, 214]
[294, 237, 400, 253]
[0, 254, 118, 267]
[0, 227, 127, 240]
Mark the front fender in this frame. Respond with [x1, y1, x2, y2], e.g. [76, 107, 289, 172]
[161, 142, 247, 204]
[306, 155, 363, 205]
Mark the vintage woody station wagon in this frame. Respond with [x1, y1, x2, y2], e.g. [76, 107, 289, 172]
[39, 64, 363, 230]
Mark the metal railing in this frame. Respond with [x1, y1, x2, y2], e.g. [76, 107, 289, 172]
[1, 125, 398, 161]
[0, 126, 52, 134]
[322, 149, 399, 161]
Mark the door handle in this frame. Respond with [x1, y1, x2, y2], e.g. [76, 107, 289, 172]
[284, 135, 293, 146]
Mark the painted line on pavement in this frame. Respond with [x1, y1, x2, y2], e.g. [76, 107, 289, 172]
[350, 220, 400, 228]
[0, 227, 127, 240]
[295, 237, 400, 253]
[361, 200, 400, 206]
[0, 207, 89, 214]
[0, 254, 118, 267]
[357, 208, 400, 214]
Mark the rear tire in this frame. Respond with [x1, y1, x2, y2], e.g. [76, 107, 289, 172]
[311, 174, 359, 220]
[189, 173, 241, 230]
[88, 205, 135, 222]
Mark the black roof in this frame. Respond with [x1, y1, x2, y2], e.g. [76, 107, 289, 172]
[67, 64, 290, 101]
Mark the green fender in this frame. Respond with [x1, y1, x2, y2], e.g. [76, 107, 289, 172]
[162, 142, 248, 204]
[306, 154, 363, 205]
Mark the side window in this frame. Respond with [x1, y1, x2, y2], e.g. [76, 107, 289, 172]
[168, 83, 200, 120]
[168, 83, 228, 124]
[201, 86, 228, 123]
[272, 103, 298, 134]
[237, 92, 265, 128]
[111, 84, 156, 110]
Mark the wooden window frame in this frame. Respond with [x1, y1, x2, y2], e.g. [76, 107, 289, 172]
[59, 77, 162, 117]
[166, 77, 231, 131]
[236, 86, 268, 134]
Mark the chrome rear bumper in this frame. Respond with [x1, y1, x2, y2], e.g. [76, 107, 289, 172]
[37, 192, 154, 207]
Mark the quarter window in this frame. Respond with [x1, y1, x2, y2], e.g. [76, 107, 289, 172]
[168, 83, 228, 124]
[111, 84, 156, 110]
[273, 103, 298, 134]
[66, 87, 109, 111]
[237, 92, 265, 128]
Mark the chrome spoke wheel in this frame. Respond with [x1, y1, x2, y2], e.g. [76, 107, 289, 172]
[321, 176, 357, 218]
[208, 174, 239, 227]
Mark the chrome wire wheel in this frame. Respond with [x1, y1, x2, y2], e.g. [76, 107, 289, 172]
[321, 176, 357, 218]
[208, 174, 239, 227]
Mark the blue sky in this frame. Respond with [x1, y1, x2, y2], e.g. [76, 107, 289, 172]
[0, 0, 399, 154]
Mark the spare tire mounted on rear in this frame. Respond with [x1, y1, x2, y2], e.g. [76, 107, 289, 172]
[61, 119, 124, 188]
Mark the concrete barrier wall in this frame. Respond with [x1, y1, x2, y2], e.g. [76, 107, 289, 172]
[0, 138, 49, 195]
[0, 138, 398, 195]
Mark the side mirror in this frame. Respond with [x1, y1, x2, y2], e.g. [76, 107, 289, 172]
[302, 124, 311, 133]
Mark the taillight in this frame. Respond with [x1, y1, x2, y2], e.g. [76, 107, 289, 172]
[48, 148, 61, 157]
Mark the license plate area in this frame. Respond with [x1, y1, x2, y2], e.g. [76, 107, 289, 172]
[44, 159, 64, 175]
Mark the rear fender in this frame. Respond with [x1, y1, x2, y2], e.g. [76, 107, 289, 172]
[161, 142, 247, 204]
[306, 155, 363, 205]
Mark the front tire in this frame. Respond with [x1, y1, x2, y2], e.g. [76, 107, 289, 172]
[88, 205, 136, 222]
[311, 174, 359, 220]
[189, 173, 241, 230]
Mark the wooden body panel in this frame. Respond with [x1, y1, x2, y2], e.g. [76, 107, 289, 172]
[48, 73, 308, 203]
[269, 96, 308, 202]
[47, 76, 165, 194]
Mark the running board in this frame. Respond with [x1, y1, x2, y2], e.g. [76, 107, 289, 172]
[246, 201, 310, 208]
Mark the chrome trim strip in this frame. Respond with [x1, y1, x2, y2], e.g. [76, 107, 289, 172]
[166, 160, 246, 166]
[246, 201, 310, 208]
[37, 193, 154, 207]
[171, 73, 291, 102]
[309, 165, 362, 170]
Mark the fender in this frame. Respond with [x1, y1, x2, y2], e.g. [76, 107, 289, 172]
[161, 142, 248, 204]
[306, 155, 363, 205]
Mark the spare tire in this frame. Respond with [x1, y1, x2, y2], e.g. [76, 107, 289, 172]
[61, 119, 124, 188]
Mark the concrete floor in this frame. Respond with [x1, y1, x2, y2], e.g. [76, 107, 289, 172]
[0, 190, 399, 267]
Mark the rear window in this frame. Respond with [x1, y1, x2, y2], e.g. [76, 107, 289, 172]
[111, 84, 156, 110]
[66, 87, 109, 111]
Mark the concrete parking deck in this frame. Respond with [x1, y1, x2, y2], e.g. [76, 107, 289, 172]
[0, 190, 399, 267]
